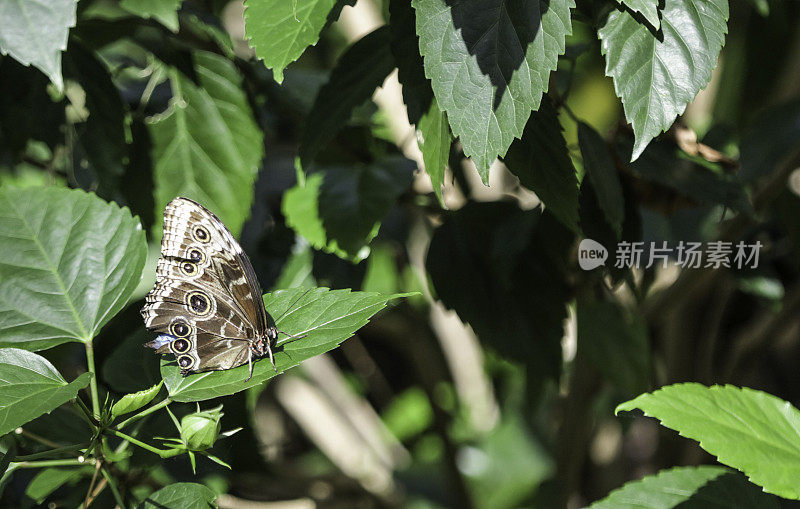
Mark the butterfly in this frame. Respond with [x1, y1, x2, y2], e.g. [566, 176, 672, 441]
[141, 197, 303, 380]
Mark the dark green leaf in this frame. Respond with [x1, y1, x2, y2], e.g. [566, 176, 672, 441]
[63, 44, 127, 199]
[588, 465, 779, 508]
[121, 0, 183, 32]
[599, 0, 729, 160]
[417, 99, 450, 206]
[0, 187, 147, 350]
[740, 99, 800, 183]
[617, 383, 800, 499]
[578, 122, 624, 236]
[150, 51, 263, 237]
[111, 381, 164, 419]
[102, 328, 163, 393]
[426, 202, 573, 387]
[0, 0, 76, 91]
[0, 348, 92, 436]
[26, 466, 90, 504]
[139, 482, 217, 509]
[284, 157, 413, 260]
[299, 27, 396, 168]
[413, 0, 573, 181]
[577, 298, 650, 395]
[162, 288, 410, 402]
[504, 96, 579, 231]
[390, 0, 433, 124]
[245, 0, 340, 83]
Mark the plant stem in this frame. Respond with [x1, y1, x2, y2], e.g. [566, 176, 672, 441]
[16, 428, 65, 449]
[12, 458, 94, 469]
[15, 443, 90, 461]
[74, 398, 99, 428]
[101, 467, 126, 509]
[105, 429, 182, 458]
[116, 398, 171, 430]
[84, 342, 101, 419]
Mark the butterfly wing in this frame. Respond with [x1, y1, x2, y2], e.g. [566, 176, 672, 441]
[141, 197, 267, 374]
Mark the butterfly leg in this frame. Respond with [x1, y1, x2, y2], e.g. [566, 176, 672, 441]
[267, 344, 278, 374]
[245, 350, 254, 382]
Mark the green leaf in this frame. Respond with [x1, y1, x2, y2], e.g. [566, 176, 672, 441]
[577, 298, 650, 396]
[150, 51, 264, 238]
[389, 0, 434, 124]
[412, 0, 573, 182]
[0, 348, 92, 436]
[616, 383, 800, 499]
[599, 0, 729, 160]
[283, 158, 413, 260]
[298, 27, 395, 168]
[0, 187, 147, 350]
[102, 329, 163, 393]
[614, 0, 660, 29]
[121, 0, 183, 32]
[503, 96, 579, 232]
[417, 99, 450, 206]
[588, 465, 779, 508]
[618, 138, 751, 214]
[161, 288, 410, 402]
[111, 381, 164, 419]
[26, 466, 91, 504]
[245, 0, 341, 83]
[0, 0, 76, 91]
[578, 122, 624, 236]
[63, 43, 127, 199]
[426, 203, 573, 389]
[139, 482, 217, 509]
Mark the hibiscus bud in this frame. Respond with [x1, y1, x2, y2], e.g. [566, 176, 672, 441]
[179, 405, 224, 451]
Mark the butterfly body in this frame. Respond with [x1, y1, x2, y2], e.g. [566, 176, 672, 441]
[141, 197, 281, 378]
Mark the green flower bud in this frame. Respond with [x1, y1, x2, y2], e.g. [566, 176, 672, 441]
[179, 405, 223, 451]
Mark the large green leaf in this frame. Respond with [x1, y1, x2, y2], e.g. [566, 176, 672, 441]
[0, 0, 76, 91]
[139, 482, 216, 509]
[0, 348, 92, 437]
[417, 99, 450, 206]
[589, 466, 778, 508]
[577, 298, 649, 396]
[245, 0, 349, 83]
[617, 383, 800, 499]
[503, 96, 579, 231]
[161, 288, 409, 402]
[149, 51, 263, 237]
[412, 0, 573, 182]
[283, 157, 414, 260]
[578, 122, 624, 236]
[426, 203, 573, 389]
[26, 466, 91, 505]
[614, 0, 660, 29]
[121, 0, 183, 32]
[599, 0, 729, 160]
[298, 27, 395, 168]
[0, 187, 147, 350]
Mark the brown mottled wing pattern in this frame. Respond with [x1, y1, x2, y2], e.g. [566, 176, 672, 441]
[140, 197, 267, 374]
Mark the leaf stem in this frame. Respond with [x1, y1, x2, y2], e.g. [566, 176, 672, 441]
[74, 397, 99, 428]
[84, 342, 101, 419]
[15, 443, 90, 461]
[101, 466, 126, 509]
[116, 398, 171, 430]
[105, 429, 182, 458]
[11, 458, 94, 469]
[15, 428, 65, 449]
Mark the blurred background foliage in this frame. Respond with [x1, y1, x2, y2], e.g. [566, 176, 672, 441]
[0, 0, 799, 507]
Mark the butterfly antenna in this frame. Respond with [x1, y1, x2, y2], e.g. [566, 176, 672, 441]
[273, 287, 313, 324]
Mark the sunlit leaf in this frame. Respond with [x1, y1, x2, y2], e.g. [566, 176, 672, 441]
[599, 0, 729, 160]
[615, 0, 660, 29]
[121, 0, 183, 32]
[413, 0, 573, 181]
[0, 348, 92, 436]
[150, 51, 263, 237]
[161, 288, 410, 402]
[417, 99, 450, 206]
[0, 187, 146, 350]
[617, 383, 800, 499]
[0, 0, 76, 91]
[588, 465, 778, 508]
[111, 381, 164, 419]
